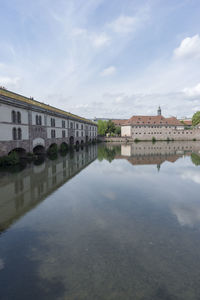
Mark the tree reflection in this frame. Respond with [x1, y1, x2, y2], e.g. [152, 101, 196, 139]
[191, 153, 200, 166]
[98, 145, 120, 162]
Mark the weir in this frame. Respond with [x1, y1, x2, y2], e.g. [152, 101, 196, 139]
[0, 88, 97, 156]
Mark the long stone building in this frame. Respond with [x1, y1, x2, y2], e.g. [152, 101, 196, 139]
[0, 87, 97, 156]
[121, 107, 200, 140]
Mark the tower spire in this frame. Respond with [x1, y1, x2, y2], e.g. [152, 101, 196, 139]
[157, 106, 161, 116]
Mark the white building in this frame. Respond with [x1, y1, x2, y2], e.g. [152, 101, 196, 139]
[0, 88, 97, 156]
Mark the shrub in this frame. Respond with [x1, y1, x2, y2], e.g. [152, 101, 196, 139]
[0, 151, 20, 167]
[47, 144, 58, 155]
[60, 143, 68, 152]
[134, 138, 140, 143]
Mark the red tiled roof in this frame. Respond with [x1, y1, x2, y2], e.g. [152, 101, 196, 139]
[182, 120, 192, 126]
[112, 119, 127, 126]
[123, 115, 182, 126]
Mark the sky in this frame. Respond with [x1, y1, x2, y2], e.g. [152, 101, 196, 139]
[0, 0, 200, 119]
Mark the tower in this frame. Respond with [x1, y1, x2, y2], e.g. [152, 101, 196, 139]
[157, 106, 161, 116]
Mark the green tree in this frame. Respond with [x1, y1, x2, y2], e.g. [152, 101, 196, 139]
[115, 126, 121, 136]
[192, 111, 200, 126]
[106, 120, 116, 134]
[97, 120, 107, 136]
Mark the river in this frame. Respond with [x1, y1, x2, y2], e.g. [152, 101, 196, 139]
[0, 142, 200, 300]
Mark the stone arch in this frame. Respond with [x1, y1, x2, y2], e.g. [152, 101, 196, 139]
[48, 143, 58, 151]
[33, 145, 45, 154]
[69, 136, 74, 145]
[8, 147, 26, 157]
[81, 140, 84, 145]
[33, 138, 45, 149]
[75, 141, 79, 147]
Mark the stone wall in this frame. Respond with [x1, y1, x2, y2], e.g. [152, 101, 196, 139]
[121, 125, 200, 141]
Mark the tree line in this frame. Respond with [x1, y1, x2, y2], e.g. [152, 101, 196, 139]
[192, 111, 200, 126]
[97, 120, 121, 136]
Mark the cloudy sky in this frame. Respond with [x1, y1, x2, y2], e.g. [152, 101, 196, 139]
[0, 0, 200, 119]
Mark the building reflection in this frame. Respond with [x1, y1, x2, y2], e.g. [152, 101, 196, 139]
[119, 141, 200, 169]
[98, 141, 200, 169]
[0, 145, 97, 232]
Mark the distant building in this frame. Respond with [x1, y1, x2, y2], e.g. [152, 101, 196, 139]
[121, 107, 200, 140]
[92, 117, 111, 123]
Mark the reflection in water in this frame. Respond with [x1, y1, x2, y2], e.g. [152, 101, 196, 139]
[98, 141, 200, 169]
[1, 142, 200, 300]
[0, 145, 97, 232]
[120, 141, 200, 169]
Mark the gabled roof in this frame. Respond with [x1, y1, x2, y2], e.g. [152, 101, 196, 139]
[112, 119, 128, 126]
[123, 115, 182, 126]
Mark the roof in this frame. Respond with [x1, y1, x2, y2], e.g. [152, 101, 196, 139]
[115, 154, 180, 165]
[181, 120, 192, 126]
[0, 87, 96, 125]
[112, 119, 128, 126]
[123, 115, 183, 126]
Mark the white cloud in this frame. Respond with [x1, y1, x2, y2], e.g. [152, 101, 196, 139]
[183, 82, 200, 97]
[171, 202, 200, 227]
[71, 27, 110, 48]
[71, 27, 87, 37]
[92, 33, 110, 48]
[181, 170, 200, 184]
[0, 76, 20, 87]
[174, 34, 200, 59]
[100, 66, 116, 77]
[109, 15, 139, 34]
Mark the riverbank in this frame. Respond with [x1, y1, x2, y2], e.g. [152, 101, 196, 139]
[98, 136, 198, 143]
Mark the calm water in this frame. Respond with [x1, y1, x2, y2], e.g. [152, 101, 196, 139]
[1, 142, 200, 300]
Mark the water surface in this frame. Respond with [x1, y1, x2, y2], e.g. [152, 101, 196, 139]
[1, 142, 200, 300]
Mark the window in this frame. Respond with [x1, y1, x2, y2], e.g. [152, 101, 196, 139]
[36, 115, 42, 125]
[81, 131, 83, 137]
[76, 123, 79, 129]
[62, 130, 66, 138]
[81, 124, 83, 130]
[76, 131, 79, 137]
[17, 112, 21, 124]
[70, 122, 73, 129]
[18, 128, 22, 140]
[51, 118, 55, 127]
[51, 129, 56, 138]
[62, 120, 65, 128]
[12, 111, 16, 123]
[13, 128, 17, 140]
[13, 128, 22, 140]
